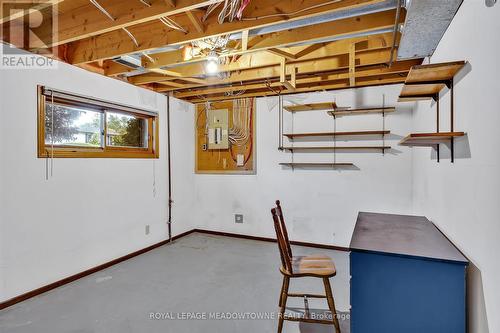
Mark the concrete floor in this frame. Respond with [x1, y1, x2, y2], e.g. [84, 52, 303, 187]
[0, 233, 350, 333]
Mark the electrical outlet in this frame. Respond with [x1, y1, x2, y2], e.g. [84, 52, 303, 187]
[235, 214, 244, 224]
[145, 225, 150, 235]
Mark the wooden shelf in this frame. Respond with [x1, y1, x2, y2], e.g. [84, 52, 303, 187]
[284, 102, 337, 112]
[398, 61, 466, 102]
[406, 61, 466, 82]
[328, 107, 395, 116]
[284, 102, 344, 112]
[399, 132, 465, 146]
[279, 162, 354, 167]
[399, 84, 446, 101]
[284, 130, 389, 139]
[283, 146, 391, 151]
[398, 96, 433, 102]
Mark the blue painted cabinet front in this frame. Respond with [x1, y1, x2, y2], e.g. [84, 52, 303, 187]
[350, 251, 467, 333]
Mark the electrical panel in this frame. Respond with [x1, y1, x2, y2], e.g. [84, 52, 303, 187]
[207, 108, 229, 150]
[196, 99, 256, 174]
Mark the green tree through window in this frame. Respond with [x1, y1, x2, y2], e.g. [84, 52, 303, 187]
[44, 104, 80, 143]
[106, 113, 147, 148]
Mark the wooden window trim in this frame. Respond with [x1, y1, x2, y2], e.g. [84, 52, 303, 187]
[37, 86, 160, 159]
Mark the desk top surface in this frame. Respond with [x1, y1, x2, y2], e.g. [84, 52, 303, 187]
[350, 212, 468, 263]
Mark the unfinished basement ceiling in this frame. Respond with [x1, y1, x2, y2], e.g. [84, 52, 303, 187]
[115, 0, 401, 73]
[0, 0, 465, 102]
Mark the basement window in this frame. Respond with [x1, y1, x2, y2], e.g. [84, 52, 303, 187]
[37, 86, 159, 158]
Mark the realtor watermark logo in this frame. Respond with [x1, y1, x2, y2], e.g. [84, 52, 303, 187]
[0, 0, 58, 69]
[148, 311, 351, 321]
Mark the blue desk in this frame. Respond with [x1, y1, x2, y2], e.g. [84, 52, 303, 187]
[350, 212, 468, 333]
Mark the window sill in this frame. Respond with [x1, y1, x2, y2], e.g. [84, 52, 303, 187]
[38, 147, 159, 159]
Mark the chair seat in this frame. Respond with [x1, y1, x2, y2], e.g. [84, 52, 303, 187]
[283, 254, 336, 277]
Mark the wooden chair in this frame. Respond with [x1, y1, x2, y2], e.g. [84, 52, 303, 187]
[271, 200, 341, 333]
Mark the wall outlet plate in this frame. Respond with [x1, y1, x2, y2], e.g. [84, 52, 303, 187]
[235, 214, 244, 223]
[145, 225, 150, 235]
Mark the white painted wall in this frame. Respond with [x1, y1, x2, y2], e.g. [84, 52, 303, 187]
[411, 1, 500, 332]
[0, 51, 195, 302]
[2, 2, 497, 329]
[169, 97, 197, 237]
[192, 85, 415, 247]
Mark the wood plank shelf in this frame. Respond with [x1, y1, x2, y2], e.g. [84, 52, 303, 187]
[399, 84, 446, 101]
[284, 130, 389, 139]
[398, 96, 433, 102]
[279, 162, 354, 167]
[327, 107, 395, 116]
[398, 61, 466, 102]
[283, 146, 391, 151]
[284, 102, 339, 112]
[399, 132, 465, 147]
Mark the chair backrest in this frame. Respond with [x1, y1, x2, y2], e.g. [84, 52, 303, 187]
[271, 200, 293, 274]
[275, 200, 293, 258]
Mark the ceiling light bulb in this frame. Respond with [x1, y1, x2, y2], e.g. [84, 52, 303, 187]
[206, 59, 218, 74]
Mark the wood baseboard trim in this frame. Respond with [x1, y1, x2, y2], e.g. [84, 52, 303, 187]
[0, 228, 347, 311]
[0, 229, 196, 311]
[193, 229, 350, 252]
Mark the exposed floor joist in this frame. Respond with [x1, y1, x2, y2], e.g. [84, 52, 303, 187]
[0, 0, 65, 25]
[147, 48, 404, 89]
[187, 75, 409, 103]
[140, 10, 398, 70]
[32, 0, 222, 48]
[172, 60, 419, 98]
[1, 0, 423, 102]
[66, 0, 394, 64]
[130, 33, 395, 82]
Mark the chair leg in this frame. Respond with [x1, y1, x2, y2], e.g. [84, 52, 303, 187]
[277, 276, 290, 333]
[323, 278, 341, 333]
[279, 276, 286, 307]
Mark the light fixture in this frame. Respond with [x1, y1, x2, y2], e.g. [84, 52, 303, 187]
[206, 51, 219, 74]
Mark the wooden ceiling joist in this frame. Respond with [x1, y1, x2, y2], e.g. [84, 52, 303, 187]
[0, 0, 423, 101]
[65, 0, 393, 64]
[129, 73, 182, 85]
[103, 60, 135, 76]
[169, 63, 417, 99]
[0, 0, 65, 25]
[104, 39, 365, 78]
[157, 80, 186, 88]
[147, 48, 400, 90]
[267, 48, 297, 60]
[172, 61, 419, 98]
[141, 10, 398, 70]
[128, 32, 396, 85]
[294, 43, 329, 59]
[187, 75, 408, 103]
[185, 10, 204, 33]
[241, 30, 249, 51]
[31, 0, 222, 48]
[180, 77, 209, 85]
[349, 43, 356, 86]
